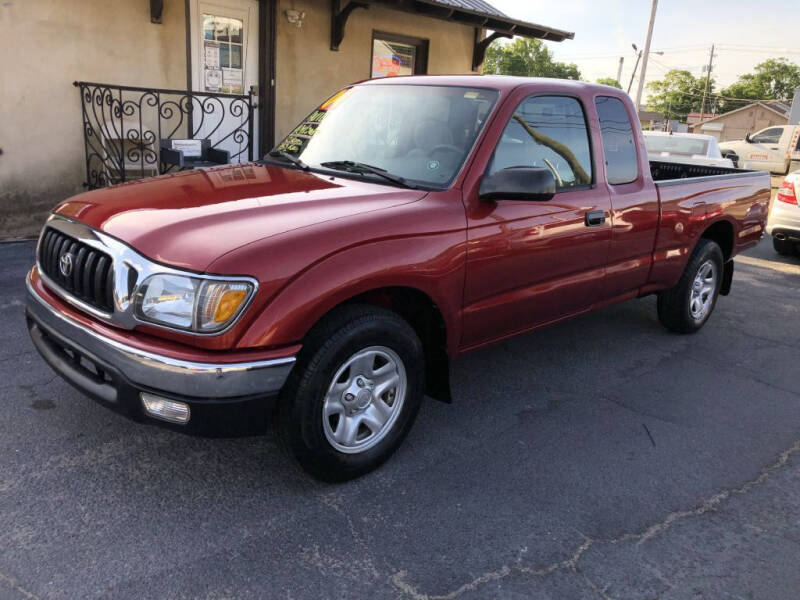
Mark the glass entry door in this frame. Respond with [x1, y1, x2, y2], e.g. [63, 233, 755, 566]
[189, 0, 259, 161]
[201, 12, 246, 94]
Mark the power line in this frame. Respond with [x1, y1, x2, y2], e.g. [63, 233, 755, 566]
[556, 44, 800, 59]
[654, 87, 790, 104]
[700, 44, 716, 118]
[716, 43, 800, 51]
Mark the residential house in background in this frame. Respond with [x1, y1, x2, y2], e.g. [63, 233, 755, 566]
[638, 109, 665, 130]
[686, 112, 715, 127]
[637, 110, 687, 133]
[689, 101, 791, 142]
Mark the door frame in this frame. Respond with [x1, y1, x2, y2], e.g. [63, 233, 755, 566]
[184, 0, 276, 156]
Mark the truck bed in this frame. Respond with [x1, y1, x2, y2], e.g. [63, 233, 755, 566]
[645, 159, 771, 294]
[649, 160, 758, 183]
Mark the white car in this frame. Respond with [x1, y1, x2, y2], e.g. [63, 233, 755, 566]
[644, 131, 734, 168]
[767, 170, 800, 255]
[719, 125, 800, 174]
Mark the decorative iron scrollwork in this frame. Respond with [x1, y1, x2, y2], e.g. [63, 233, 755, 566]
[75, 81, 255, 189]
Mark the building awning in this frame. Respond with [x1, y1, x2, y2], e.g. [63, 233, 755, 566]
[410, 0, 574, 41]
[330, 0, 574, 69]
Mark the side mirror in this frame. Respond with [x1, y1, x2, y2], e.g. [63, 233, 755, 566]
[744, 132, 752, 143]
[479, 167, 556, 202]
[721, 150, 739, 167]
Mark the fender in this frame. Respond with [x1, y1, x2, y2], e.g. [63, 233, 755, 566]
[235, 232, 467, 358]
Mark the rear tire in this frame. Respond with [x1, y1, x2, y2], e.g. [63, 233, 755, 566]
[276, 304, 425, 482]
[773, 237, 795, 256]
[657, 239, 724, 334]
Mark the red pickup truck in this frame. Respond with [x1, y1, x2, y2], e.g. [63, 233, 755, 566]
[26, 76, 770, 480]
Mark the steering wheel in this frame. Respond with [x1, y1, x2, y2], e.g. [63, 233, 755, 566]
[428, 144, 462, 159]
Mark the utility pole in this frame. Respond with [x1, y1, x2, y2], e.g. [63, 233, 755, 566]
[790, 86, 800, 125]
[699, 44, 716, 119]
[627, 46, 641, 94]
[635, 0, 659, 110]
[616, 56, 624, 86]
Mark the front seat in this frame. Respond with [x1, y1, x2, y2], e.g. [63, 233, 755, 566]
[407, 119, 454, 157]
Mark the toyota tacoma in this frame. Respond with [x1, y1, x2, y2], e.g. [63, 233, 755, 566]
[26, 77, 770, 480]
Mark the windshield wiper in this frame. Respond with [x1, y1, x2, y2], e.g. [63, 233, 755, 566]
[267, 150, 309, 171]
[320, 161, 416, 189]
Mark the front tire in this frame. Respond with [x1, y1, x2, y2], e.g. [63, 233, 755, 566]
[276, 305, 425, 482]
[773, 237, 795, 256]
[657, 239, 724, 333]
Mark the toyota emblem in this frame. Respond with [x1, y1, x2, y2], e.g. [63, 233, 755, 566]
[59, 252, 74, 277]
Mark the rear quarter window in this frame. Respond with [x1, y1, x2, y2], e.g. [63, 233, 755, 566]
[595, 96, 639, 185]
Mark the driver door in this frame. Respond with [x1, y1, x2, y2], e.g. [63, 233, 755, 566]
[461, 94, 612, 349]
[745, 126, 786, 173]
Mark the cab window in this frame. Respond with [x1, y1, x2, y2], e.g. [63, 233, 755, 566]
[595, 96, 639, 185]
[488, 96, 592, 190]
[751, 127, 784, 144]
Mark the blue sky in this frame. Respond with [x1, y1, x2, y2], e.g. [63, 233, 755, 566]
[490, 0, 800, 100]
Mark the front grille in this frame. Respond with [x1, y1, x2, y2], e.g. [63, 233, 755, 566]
[39, 228, 115, 313]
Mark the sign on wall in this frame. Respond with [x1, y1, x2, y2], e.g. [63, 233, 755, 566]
[372, 39, 416, 78]
[203, 40, 222, 92]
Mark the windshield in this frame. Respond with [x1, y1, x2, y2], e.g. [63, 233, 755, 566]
[273, 85, 499, 187]
[644, 135, 709, 157]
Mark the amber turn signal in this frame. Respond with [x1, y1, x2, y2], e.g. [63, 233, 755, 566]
[213, 289, 248, 323]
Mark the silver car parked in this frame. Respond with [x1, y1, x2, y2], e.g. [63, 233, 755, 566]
[767, 170, 800, 255]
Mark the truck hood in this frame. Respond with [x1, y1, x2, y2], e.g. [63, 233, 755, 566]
[717, 140, 744, 151]
[53, 164, 426, 271]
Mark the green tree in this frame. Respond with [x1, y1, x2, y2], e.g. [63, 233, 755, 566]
[484, 38, 581, 80]
[719, 58, 800, 110]
[596, 77, 622, 89]
[646, 69, 709, 121]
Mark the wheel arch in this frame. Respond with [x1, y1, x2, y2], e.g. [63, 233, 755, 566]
[699, 219, 735, 295]
[317, 286, 453, 403]
[699, 219, 735, 261]
[237, 245, 462, 403]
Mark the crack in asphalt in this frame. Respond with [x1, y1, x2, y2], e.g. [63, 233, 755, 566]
[0, 351, 35, 364]
[598, 392, 684, 426]
[390, 440, 800, 600]
[0, 570, 40, 600]
[314, 491, 383, 582]
[682, 350, 800, 400]
[0, 374, 59, 394]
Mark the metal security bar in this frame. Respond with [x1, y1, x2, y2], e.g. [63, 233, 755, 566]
[75, 81, 255, 189]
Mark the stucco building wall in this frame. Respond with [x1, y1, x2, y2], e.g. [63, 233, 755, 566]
[274, 0, 477, 140]
[0, 0, 187, 236]
[0, 0, 478, 236]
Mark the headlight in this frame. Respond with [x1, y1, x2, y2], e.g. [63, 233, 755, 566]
[135, 273, 254, 333]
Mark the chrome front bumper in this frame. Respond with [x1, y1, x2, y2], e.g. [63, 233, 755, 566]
[26, 275, 295, 402]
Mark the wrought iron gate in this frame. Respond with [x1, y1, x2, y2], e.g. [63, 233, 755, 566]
[75, 81, 256, 189]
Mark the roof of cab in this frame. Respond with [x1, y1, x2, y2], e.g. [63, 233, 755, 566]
[361, 74, 622, 95]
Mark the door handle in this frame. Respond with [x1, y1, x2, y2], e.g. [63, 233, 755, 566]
[585, 210, 606, 227]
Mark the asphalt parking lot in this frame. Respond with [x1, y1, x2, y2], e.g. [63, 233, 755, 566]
[1, 237, 799, 600]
